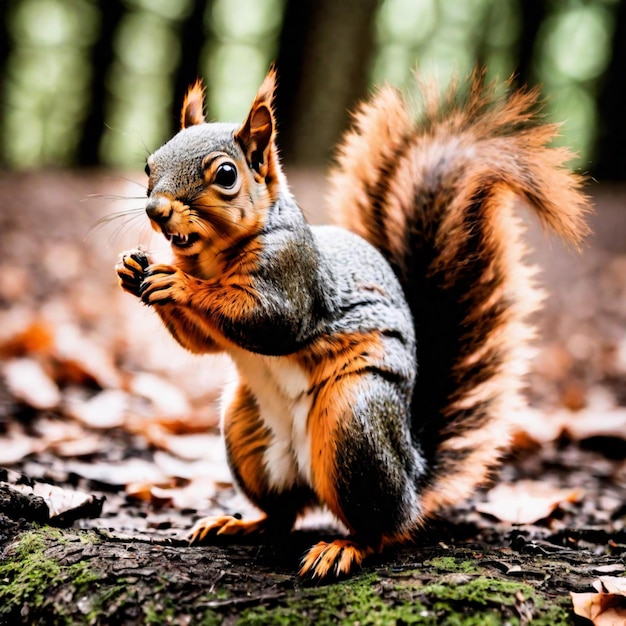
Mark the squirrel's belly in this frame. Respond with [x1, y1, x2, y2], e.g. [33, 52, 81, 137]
[227, 348, 313, 490]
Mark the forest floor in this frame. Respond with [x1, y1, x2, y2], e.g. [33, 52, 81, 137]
[0, 170, 625, 625]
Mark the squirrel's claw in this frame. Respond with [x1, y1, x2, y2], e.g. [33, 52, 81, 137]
[299, 539, 374, 580]
[116, 248, 150, 298]
[187, 515, 267, 544]
[139, 264, 181, 306]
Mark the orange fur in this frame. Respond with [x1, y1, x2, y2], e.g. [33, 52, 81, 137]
[294, 331, 384, 530]
[222, 384, 273, 502]
[181, 79, 206, 128]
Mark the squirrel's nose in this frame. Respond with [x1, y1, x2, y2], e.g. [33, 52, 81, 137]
[146, 195, 173, 224]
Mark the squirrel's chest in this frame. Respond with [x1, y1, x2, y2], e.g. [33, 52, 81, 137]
[227, 349, 314, 489]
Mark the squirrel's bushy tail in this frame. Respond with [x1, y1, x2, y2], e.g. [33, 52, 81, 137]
[327, 72, 591, 515]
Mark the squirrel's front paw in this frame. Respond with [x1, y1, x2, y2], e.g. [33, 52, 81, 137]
[139, 264, 186, 306]
[116, 248, 150, 298]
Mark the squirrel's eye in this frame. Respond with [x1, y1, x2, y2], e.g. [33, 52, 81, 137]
[214, 162, 238, 189]
[144, 163, 151, 177]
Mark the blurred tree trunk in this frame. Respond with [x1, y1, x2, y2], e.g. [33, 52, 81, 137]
[593, 0, 626, 181]
[514, 0, 547, 87]
[170, 0, 210, 137]
[77, 0, 126, 166]
[274, 0, 381, 168]
[0, 0, 14, 166]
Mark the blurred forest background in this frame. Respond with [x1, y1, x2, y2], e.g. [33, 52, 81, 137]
[0, 0, 625, 179]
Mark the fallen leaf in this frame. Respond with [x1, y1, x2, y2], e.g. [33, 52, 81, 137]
[476, 480, 583, 524]
[596, 577, 626, 595]
[0, 427, 40, 465]
[563, 407, 626, 441]
[66, 458, 167, 488]
[53, 323, 122, 389]
[0, 264, 31, 301]
[155, 433, 224, 462]
[130, 372, 191, 418]
[153, 450, 231, 483]
[64, 388, 128, 429]
[571, 576, 626, 625]
[1, 470, 104, 525]
[0, 321, 54, 358]
[126, 481, 176, 507]
[53, 435, 105, 458]
[3, 357, 61, 409]
[594, 565, 626, 575]
[509, 407, 566, 445]
[149, 479, 216, 510]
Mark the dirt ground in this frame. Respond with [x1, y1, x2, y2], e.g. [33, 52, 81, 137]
[0, 170, 625, 624]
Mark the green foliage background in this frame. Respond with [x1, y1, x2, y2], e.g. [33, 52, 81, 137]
[0, 0, 623, 178]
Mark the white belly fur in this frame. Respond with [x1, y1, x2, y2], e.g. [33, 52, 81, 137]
[225, 348, 313, 490]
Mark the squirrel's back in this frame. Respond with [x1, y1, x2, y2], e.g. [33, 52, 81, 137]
[326, 72, 591, 515]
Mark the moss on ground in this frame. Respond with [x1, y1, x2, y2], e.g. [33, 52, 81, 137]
[230, 562, 572, 626]
[0, 528, 141, 625]
[423, 556, 479, 574]
[0, 528, 98, 625]
[0, 529, 575, 625]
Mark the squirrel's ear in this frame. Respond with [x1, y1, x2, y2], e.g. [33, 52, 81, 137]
[235, 68, 277, 179]
[181, 79, 206, 129]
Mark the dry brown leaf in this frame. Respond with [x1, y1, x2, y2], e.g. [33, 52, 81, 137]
[153, 450, 231, 484]
[0, 427, 40, 465]
[0, 321, 54, 358]
[156, 433, 224, 462]
[3, 357, 61, 409]
[52, 435, 105, 458]
[125, 406, 220, 436]
[126, 481, 176, 507]
[509, 407, 566, 446]
[594, 565, 626, 575]
[31, 417, 103, 458]
[66, 458, 167, 487]
[562, 407, 626, 441]
[128, 421, 172, 450]
[532, 342, 575, 383]
[6, 481, 91, 518]
[477, 480, 583, 524]
[64, 388, 128, 429]
[0, 264, 31, 301]
[570, 592, 625, 625]
[596, 577, 626, 595]
[150, 479, 218, 510]
[571, 577, 626, 625]
[53, 324, 122, 389]
[130, 372, 191, 418]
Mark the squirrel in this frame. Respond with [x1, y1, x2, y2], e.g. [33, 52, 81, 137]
[116, 67, 590, 580]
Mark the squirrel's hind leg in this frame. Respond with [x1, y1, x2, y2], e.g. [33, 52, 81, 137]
[187, 382, 314, 545]
[301, 373, 421, 579]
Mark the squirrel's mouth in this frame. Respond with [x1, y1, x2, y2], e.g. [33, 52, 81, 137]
[164, 231, 200, 249]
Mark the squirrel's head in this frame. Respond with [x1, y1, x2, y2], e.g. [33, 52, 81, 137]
[143, 68, 282, 261]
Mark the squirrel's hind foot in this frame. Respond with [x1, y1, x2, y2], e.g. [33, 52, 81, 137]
[299, 539, 374, 580]
[187, 514, 267, 543]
